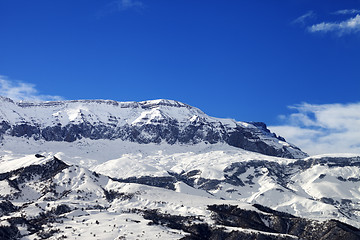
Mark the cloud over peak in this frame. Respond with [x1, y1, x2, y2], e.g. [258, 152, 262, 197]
[0, 75, 63, 102]
[270, 102, 360, 156]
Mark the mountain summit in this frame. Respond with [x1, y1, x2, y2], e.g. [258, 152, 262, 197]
[0, 97, 307, 158]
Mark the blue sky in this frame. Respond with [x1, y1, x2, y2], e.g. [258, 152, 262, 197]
[1, 0, 360, 154]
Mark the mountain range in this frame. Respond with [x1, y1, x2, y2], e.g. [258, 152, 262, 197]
[0, 97, 359, 240]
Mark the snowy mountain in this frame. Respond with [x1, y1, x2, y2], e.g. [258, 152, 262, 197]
[0, 97, 307, 159]
[1, 97, 360, 239]
[1, 151, 360, 239]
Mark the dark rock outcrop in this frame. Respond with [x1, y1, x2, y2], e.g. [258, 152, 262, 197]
[0, 157, 69, 187]
[208, 204, 360, 240]
[113, 176, 177, 190]
[141, 204, 360, 240]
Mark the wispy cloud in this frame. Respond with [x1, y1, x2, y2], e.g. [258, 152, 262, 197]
[116, 0, 144, 11]
[292, 11, 316, 25]
[308, 14, 360, 35]
[0, 75, 63, 102]
[332, 9, 360, 15]
[269, 102, 360, 156]
[97, 0, 144, 17]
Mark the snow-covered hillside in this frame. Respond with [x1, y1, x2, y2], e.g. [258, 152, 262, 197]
[1, 153, 360, 240]
[0, 97, 307, 159]
[1, 97, 360, 239]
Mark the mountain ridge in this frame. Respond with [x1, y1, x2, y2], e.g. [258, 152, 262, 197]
[0, 97, 308, 159]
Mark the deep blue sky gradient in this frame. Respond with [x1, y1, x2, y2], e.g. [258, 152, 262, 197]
[1, 0, 359, 124]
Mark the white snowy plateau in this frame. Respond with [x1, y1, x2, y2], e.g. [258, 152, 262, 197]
[0, 96, 359, 240]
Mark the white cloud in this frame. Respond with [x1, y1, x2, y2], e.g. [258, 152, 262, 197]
[0, 75, 63, 102]
[333, 9, 360, 15]
[269, 102, 360, 156]
[293, 11, 316, 25]
[308, 14, 360, 35]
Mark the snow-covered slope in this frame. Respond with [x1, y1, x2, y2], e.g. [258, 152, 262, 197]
[1, 155, 360, 240]
[1, 137, 360, 232]
[0, 97, 307, 159]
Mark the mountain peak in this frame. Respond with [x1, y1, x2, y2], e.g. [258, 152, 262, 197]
[139, 99, 189, 108]
[0, 96, 308, 158]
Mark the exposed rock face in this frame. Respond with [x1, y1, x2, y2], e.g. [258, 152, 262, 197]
[0, 157, 69, 186]
[0, 200, 17, 217]
[0, 97, 307, 158]
[141, 204, 360, 240]
[114, 176, 177, 190]
[208, 204, 360, 240]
